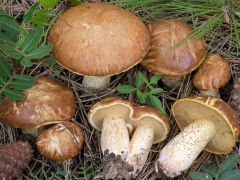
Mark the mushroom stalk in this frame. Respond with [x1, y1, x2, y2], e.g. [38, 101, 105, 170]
[101, 117, 129, 157]
[162, 76, 183, 88]
[156, 119, 216, 177]
[127, 125, 154, 176]
[82, 76, 110, 90]
[199, 89, 219, 97]
[22, 127, 44, 137]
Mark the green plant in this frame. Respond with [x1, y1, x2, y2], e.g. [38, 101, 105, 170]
[189, 154, 240, 180]
[117, 71, 165, 114]
[41, 166, 65, 180]
[0, 59, 34, 102]
[74, 164, 94, 180]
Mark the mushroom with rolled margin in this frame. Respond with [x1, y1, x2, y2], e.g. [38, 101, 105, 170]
[49, 3, 150, 90]
[37, 122, 84, 162]
[193, 53, 231, 97]
[0, 76, 76, 136]
[141, 20, 206, 88]
[88, 97, 170, 179]
[156, 96, 239, 177]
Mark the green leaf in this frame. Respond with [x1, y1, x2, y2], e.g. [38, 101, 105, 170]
[35, 9, 56, 18]
[219, 169, 240, 180]
[32, 16, 49, 26]
[20, 27, 44, 53]
[218, 154, 239, 175]
[134, 71, 143, 88]
[27, 44, 52, 59]
[202, 164, 218, 177]
[23, 4, 38, 23]
[136, 90, 147, 103]
[189, 172, 213, 180]
[39, 0, 60, 8]
[3, 44, 22, 59]
[0, 59, 11, 80]
[149, 88, 163, 95]
[150, 74, 161, 84]
[10, 75, 34, 90]
[148, 95, 165, 114]
[45, 58, 57, 67]
[3, 88, 25, 100]
[0, 15, 19, 42]
[117, 85, 136, 94]
[69, 0, 81, 5]
[20, 58, 32, 67]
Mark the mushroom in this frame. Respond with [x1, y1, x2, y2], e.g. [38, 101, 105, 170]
[37, 122, 84, 161]
[88, 97, 170, 179]
[141, 20, 206, 88]
[49, 3, 150, 91]
[156, 96, 239, 177]
[193, 53, 231, 97]
[0, 76, 76, 136]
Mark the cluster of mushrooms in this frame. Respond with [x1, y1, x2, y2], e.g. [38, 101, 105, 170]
[0, 2, 239, 179]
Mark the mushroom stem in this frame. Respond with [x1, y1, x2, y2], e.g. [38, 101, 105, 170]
[101, 117, 130, 158]
[199, 89, 219, 97]
[22, 127, 44, 137]
[82, 76, 110, 90]
[162, 76, 183, 88]
[156, 119, 216, 177]
[127, 125, 154, 176]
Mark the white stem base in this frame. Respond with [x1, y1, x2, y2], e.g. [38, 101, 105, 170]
[101, 117, 130, 158]
[82, 76, 110, 91]
[157, 120, 216, 177]
[200, 89, 219, 97]
[127, 125, 154, 176]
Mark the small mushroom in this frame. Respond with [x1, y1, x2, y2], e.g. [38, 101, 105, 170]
[37, 122, 84, 161]
[49, 3, 150, 91]
[88, 97, 170, 178]
[141, 20, 206, 88]
[0, 76, 76, 136]
[156, 96, 239, 177]
[193, 53, 231, 97]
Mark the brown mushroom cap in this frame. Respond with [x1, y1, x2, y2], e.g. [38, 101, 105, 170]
[88, 97, 170, 143]
[0, 76, 76, 129]
[193, 53, 231, 90]
[49, 3, 150, 76]
[141, 20, 206, 76]
[36, 122, 84, 161]
[172, 96, 239, 154]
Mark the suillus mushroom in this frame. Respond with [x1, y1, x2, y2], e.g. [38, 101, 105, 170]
[193, 53, 231, 97]
[141, 20, 206, 88]
[0, 76, 76, 136]
[49, 3, 150, 91]
[88, 97, 170, 179]
[37, 122, 84, 161]
[156, 96, 239, 177]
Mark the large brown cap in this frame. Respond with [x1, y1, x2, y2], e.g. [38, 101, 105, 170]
[172, 96, 239, 154]
[88, 97, 170, 143]
[49, 3, 150, 76]
[36, 122, 84, 161]
[141, 20, 206, 76]
[193, 53, 231, 89]
[0, 76, 76, 129]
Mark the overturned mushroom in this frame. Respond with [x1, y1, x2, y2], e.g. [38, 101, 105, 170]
[88, 97, 170, 179]
[49, 3, 150, 90]
[141, 20, 206, 88]
[193, 53, 231, 97]
[0, 76, 76, 136]
[156, 96, 239, 177]
[37, 122, 84, 162]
